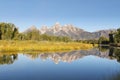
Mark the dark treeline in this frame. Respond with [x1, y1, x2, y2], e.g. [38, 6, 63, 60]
[109, 28, 120, 46]
[0, 22, 71, 42]
[98, 36, 109, 44]
[114, 28, 120, 43]
[98, 28, 120, 45]
[75, 40, 98, 44]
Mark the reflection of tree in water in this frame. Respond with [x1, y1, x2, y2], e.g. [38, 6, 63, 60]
[99, 46, 109, 52]
[112, 48, 120, 62]
[99, 46, 120, 63]
[0, 54, 18, 65]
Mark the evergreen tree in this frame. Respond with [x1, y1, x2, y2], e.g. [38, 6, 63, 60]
[98, 36, 109, 44]
[114, 28, 120, 43]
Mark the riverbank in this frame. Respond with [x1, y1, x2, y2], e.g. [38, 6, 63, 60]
[99, 43, 120, 47]
[0, 40, 94, 52]
[110, 43, 120, 47]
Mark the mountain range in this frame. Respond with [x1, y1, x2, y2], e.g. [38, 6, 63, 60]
[25, 22, 116, 40]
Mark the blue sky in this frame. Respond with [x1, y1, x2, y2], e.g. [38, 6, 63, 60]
[0, 0, 120, 32]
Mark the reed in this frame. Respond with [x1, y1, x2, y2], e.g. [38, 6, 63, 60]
[0, 40, 94, 52]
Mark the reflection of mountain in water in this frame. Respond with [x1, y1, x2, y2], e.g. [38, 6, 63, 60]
[0, 48, 119, 65]
[0, 54, 18, 65]
[25, 48, 120, 64]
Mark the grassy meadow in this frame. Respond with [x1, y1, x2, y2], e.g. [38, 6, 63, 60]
[0, 40, 95, 52]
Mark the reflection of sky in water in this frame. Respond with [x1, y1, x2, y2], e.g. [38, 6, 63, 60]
[0, 48, 120, 80]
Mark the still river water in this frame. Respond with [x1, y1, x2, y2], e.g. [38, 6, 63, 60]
[0, 47, 120, 80]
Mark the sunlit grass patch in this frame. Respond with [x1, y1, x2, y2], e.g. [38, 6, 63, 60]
[0, 40, 94, 52]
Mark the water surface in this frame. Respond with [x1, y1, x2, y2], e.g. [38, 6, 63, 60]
[0, 47, 120, 80]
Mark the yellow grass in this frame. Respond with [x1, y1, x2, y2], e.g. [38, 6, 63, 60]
[0, 40, 94, 52]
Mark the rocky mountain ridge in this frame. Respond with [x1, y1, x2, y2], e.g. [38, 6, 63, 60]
[25, 22, 117, 40]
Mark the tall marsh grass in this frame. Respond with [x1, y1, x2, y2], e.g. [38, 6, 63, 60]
[0, 40, 94, 52]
